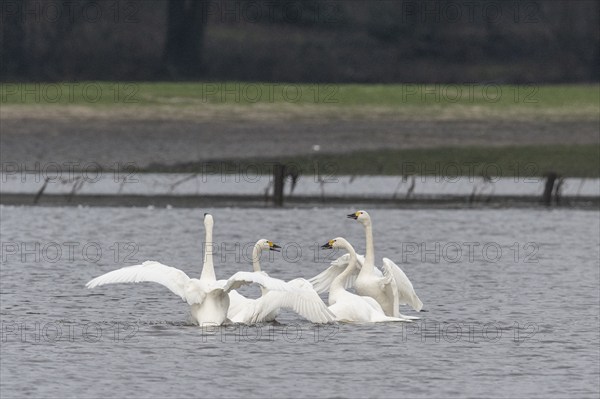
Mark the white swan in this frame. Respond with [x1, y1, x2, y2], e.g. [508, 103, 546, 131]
[86, 214, 263, 325]
[321, 238, 411, 323]
[227, 239, 335, 324]
[309, 210, 423, 316]
[226, 239, 280, 320]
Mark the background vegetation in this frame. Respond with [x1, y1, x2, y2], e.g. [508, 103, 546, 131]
[2, 0, 599, 83]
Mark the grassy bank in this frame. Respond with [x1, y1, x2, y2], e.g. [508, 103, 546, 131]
[146, 144, 600, 178]
[1, 83, 598, 119]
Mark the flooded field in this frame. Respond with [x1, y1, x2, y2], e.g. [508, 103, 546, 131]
[1, 206, 599, 398]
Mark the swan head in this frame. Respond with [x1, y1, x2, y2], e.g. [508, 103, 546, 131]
[347, 210, 370, 225]
[203, 213, 214, 227]
[321, 237, 349, 250]
[256, 239, 281, 252]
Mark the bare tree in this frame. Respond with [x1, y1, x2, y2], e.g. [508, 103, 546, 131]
[163, 0, 208, 78]
[1, 0, 26, 78]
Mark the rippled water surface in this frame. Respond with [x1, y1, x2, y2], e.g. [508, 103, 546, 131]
[1, 206, 599, 398]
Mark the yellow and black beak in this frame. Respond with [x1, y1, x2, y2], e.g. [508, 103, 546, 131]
[321, 241, 334, 249]
[268, 242, 281, 252]
[347, 212, 358, 220]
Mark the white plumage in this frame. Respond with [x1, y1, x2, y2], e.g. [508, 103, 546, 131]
[86, 216, 334, 326]
[320, 238, 413, 323]
[309, 211, 423, 316]
[224, 239, 334, 324]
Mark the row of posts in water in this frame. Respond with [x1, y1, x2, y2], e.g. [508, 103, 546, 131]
[271, 164, 564, 207]
[23, 163, 567, 206]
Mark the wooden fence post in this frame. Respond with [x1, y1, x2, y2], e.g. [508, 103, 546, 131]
[542, 172, 557, 206]
[273, 163, 285, 207]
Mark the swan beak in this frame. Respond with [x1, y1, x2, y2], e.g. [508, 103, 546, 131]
[347, 213, 358, 220]
[321, 242, 333, 249]
[269, 242, 281, 252]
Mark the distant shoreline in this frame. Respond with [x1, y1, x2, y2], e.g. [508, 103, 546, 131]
[2, 193, 598, 210]
[2, 83, 598, 181]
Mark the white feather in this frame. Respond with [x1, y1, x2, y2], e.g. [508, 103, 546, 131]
[85, 261, 192, 302]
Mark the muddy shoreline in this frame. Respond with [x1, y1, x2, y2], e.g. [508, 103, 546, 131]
[2, 114, 598, 170]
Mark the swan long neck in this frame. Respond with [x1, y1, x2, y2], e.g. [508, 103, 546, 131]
[363, 221, 375, 272]
[252, 242, 269, 297]
[201, 222, 216, 281]
[252, 243, 262, 273]
[330, 240, 358, 294]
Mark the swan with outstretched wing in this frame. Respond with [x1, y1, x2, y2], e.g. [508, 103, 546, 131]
[86, 260, 294, 325]
[309, 211, 423, 316]
[225, 239, 334, 324]
[319, 238, 412, 323]
[86, 214, 276, 325]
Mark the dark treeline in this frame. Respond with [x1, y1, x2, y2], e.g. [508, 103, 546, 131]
[1, 0, 598, 83]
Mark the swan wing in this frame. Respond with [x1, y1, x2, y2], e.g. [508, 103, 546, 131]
[307, 264, 347, 294]
[228, 290, 250, 312]
[182, 279, 209, 305]
[85, 260, 192, 302]
[308, 253, 367, 293]
[249, 283, 336, 324]
[220, 271, 290, 293]
[382, 258, 423, 311]
[361, 295, 386, 313]
[380, 261, 401, 318]
[286, 278, 320, 291]
[227, 290, 254, 320]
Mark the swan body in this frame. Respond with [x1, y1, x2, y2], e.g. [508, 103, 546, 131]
[354, 268, 398, 317]
[321, 238, 411, 323]
[309, 211, 423, 317]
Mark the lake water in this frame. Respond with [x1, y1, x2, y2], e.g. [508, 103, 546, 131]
[2, 172, 599, 198]
[1, 205, 599, 398]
